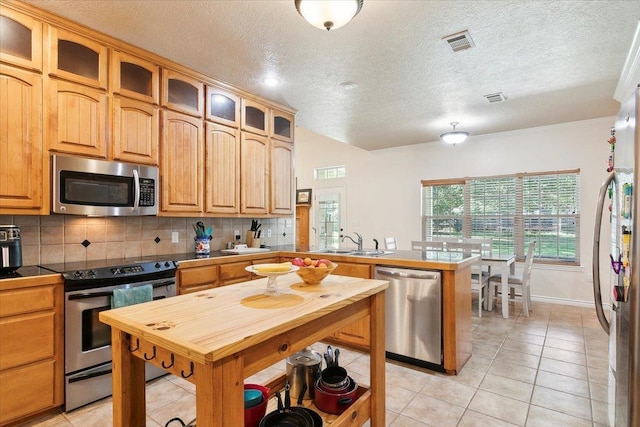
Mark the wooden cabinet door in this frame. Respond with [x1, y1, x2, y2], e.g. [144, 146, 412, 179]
[331, 262, 372, 349]
[160, 110, 203, 214]
[271, 109, 294, 142]
[110, 50, 159, 104]
[0, 7, 43, 72]
[177, 264, 219, 294]
[161, 68, 203, 117]
[271, 140, 293, 214]
[240, 132, 269, 214]
[241, 99, 268, 136]
[48, 26, 108, 89]
[47, 78, 108, 158]
[219, 261, 252, 285]
[296, 205, 310, 249]
[112, 96, 159, 165]
[0, 65, 43, 213]
[206, 85, 240, 127]
[205, 122, 240, 214]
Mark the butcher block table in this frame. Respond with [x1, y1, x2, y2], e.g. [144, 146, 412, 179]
[99, 273, 388, 427]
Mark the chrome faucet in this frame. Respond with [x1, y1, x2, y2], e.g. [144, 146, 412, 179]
[342, 232, 363, 251]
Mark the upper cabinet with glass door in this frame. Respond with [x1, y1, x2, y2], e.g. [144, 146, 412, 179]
[161, 68, 203, 117]
[270, 109, 294, 142]
[48, 26, 107, 89]
[241, 99, 268, 136]
[0, 7, 43, 72]
[110, 50, 159, 104]
[206, 85, 240, 128]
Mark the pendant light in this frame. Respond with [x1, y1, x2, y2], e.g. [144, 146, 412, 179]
[440, 122, 469, 145]
[295, 0, 363, 31]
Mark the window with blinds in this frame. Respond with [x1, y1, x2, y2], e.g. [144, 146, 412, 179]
[421, 170, 580, 264]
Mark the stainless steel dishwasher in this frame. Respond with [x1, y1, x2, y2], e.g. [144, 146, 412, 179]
[374, 266, 442, 371]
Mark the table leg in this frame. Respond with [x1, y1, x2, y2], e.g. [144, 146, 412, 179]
[501, 265, 509, 319]
[195, 361, 224, 427]
[111, 329, 146, 427]
[370, 292, 386, 427]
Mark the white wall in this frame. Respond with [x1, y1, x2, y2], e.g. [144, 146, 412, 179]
[295, 117, 614, 305]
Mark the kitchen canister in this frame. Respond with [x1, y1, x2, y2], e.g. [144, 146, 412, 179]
[285, 347, 323, 400]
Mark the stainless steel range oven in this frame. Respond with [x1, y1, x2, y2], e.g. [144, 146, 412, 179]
[41, 259, 177, 411]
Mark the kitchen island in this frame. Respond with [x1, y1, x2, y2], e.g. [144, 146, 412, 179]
[99, 273, 388, 427]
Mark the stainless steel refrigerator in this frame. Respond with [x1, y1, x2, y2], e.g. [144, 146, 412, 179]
[593, 86, 639, 427]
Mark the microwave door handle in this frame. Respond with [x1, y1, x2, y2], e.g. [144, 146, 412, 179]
[132, 169, 140, 209]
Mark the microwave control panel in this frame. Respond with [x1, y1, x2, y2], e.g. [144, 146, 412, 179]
[139, 178, 156, 207]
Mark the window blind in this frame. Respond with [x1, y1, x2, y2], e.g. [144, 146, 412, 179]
[421, 170, 580, 263]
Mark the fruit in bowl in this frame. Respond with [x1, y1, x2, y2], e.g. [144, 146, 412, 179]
[294, 258, 338, 284]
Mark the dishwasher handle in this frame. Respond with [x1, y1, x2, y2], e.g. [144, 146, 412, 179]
[375, 267, 438, 281]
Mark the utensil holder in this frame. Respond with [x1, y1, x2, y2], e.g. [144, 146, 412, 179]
[195, 237, 210, 255]
[251, 238, 261, 248]
[246, 230, 254, 247]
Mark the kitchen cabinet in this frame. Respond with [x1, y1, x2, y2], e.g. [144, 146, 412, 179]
[47, 78, 109, 158]
[48, 26, 108, 89]
[330, 262, 372, 349]
[0, 64, 44, 213]
[177, 264, 219, 294]
[110, 50, 159, 104]
[204, 122, 240, 214]
[0, 6, 43, 72]
[160, 110, 204, 214]
[161, 68, 203, 118]
[295, 204, 310, 250]
[112, 96, 159, 165]
[0, 275, 64, 425]
[270, 139, 294, 215]
[241, 98, 268, 136]
[219, 260, 252, 286]
[206, 85, 240, 128]
[240, 132, 269, 215]
[270, 109, 294, 142]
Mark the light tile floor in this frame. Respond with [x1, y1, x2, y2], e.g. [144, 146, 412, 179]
[17, 298, 611, 427]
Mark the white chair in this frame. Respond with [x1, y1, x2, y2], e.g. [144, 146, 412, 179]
[488, 241, 535, 316]
[411, 240, 444, 251]
[446, 242, 488, 317]
[384, 237, 398, 250]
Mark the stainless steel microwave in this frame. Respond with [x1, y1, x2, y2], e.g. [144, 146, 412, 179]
[52, 155, 159, 216]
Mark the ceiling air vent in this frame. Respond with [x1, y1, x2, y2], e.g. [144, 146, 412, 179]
[484, 92, 507, 103]
[443, 30, 475, 52]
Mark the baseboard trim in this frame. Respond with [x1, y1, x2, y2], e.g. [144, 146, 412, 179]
[531, 295, 596, 308]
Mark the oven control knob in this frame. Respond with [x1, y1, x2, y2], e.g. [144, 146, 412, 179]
[164, 261, 171, 267]
[88, 269, 96, 277]
[155, 262, 161, 268]
[73, 270, 83, 279]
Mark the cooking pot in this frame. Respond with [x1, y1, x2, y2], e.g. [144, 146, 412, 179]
[0, 225, 22, 273]
[286, 347, 322, 400]
[313, 376, 357, 415]
[318, 366, 349, 391]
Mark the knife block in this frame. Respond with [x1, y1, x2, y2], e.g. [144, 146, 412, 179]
[246, 230, 255, 248]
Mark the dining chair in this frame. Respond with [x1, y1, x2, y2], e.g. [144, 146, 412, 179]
[411, 240, 444, 251]
[488, 241, 535, 316]
[446, 242, 488, 317]
[384, 237, 398, 250]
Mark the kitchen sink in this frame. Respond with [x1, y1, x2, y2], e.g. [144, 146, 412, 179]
[350, 250, 392, 256]
[311, 249, 355, 254]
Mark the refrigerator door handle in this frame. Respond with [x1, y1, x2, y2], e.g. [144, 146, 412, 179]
[592, 171, 616, 335]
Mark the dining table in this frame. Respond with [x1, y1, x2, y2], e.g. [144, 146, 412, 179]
[481, 253, 517, 318]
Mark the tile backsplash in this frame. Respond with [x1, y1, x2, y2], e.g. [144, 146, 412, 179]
[1, 215, 294, 266]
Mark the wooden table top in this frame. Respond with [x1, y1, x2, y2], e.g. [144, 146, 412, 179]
[99, 273, 388, 365]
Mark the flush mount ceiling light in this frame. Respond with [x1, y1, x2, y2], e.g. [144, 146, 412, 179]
[262, 76, 280, 87]
[440, 122, 469, 145]
[295, 0, 363, 31]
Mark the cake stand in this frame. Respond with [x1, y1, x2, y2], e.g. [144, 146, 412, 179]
[246, 265, 300, 296]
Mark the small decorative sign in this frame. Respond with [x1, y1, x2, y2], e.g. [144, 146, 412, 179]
[296, 188, 312, 205]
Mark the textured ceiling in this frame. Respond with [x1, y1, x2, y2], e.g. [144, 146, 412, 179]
[23, 0, 640, 151]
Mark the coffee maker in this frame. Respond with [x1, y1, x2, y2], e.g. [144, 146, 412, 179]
[0, 225, 22, 273]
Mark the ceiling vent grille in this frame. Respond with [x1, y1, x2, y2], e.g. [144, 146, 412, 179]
[443, 30, 475, 52]
[484, 92, 507, 103]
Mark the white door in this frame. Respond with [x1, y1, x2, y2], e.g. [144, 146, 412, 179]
[314, 187, 346, 249]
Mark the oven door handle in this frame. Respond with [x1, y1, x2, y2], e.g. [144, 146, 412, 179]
[67, 280, 175, 300]
[67, 364, 112, 383]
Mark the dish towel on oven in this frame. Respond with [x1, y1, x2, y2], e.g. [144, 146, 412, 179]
[111, 284, 153, 309]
